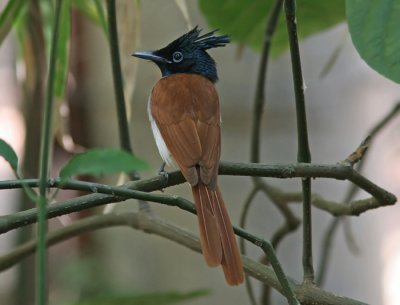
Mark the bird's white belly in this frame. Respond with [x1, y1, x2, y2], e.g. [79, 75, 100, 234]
[148, 98, 175, 167]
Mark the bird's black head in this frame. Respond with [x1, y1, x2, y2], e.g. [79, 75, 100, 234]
[132, 26, 230, 83]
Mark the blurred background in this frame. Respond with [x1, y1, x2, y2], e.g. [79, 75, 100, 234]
[0, 1, 399, 304]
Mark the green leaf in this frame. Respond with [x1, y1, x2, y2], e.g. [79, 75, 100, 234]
[0, 138, 18, 172]
[346, 0, 400, 83]
[54, 0, 71, 98]
[0, 0, 26, 46]
[71, 290, 209, 305]
[199, 0, 346, 56]
[59, 148, 150, 179]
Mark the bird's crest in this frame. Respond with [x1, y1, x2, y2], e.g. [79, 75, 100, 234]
[168, 26, 230, 51]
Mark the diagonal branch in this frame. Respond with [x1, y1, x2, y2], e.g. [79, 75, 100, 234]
[0, 212, 367, 305]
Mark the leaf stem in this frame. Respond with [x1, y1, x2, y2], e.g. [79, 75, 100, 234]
[284, 0, 313, 282]
[37, 0, 63, 303]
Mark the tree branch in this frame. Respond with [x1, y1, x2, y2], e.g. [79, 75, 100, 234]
[1, 162, 395, 205]
[0, 212, 367, 305]
[219, 161, 396, 205]
[0, 161, 396, 235]
[317, 101, 400, 285]
[284, 0, 313, 282]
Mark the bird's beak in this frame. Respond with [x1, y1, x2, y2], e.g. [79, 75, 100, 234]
[131, 51, 171, 64]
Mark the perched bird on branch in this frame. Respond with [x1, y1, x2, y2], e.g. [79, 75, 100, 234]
[132, 26, 244, 285]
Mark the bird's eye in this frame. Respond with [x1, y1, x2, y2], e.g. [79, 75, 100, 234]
[172, 51, 183, 63]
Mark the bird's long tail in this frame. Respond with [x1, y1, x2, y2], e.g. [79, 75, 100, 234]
[191, 181, 244, 285]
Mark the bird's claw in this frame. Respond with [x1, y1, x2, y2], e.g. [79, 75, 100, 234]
[158, 162, 169, 181]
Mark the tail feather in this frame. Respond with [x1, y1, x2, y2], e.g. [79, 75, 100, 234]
[214, 187, 244, 285]
[192, 183, 222, 266]
[191, 181, 244, 285]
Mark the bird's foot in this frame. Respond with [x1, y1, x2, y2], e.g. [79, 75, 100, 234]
[158, 162, 169, 182]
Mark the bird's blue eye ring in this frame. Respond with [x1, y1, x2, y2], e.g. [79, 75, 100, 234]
[172, 51, 183, 63]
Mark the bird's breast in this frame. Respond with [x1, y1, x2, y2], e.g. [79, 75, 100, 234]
[150, 74, 220, 125]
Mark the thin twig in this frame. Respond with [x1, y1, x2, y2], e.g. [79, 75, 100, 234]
[106, 0, 138, 180]
[234, 226, 300, 305]
[219, 161, 396, 205]
[250, 0, 284, 163]
[284, 0, 313, 283]
[246, 3, 290, 300]
[343, 136, 371, 166]
[240, 187, 260, 253]
[256, 179, 301, 239]
[317, 101, 400, 285]
[246, 8, 288, 301]
[37, 1, 63, 303]
[239, 186, 259, 305]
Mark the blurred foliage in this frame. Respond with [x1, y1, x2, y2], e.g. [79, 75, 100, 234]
[0, 0, 107, 101]
[0, 0, 24, 45]
[199, 0, 346, 56]
[199, 0, 400, 82]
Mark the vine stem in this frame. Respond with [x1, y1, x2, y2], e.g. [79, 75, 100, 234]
[284, 0, 314, 283]
[106, 0, 138, 180]
[250, 0, 284, 163]
[37, 0, 62, 304]
[247, 1, 285, 302]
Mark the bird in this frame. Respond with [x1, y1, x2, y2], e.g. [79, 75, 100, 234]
[132, 26, 244, 286]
